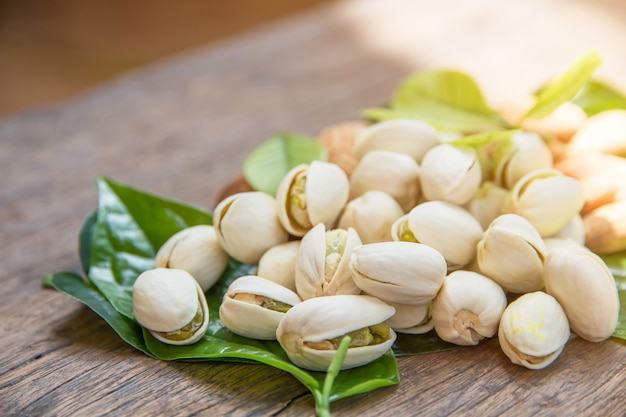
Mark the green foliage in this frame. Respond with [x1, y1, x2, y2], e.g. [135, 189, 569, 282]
[573, 79, 626, 116]
[525, 51, 602, 119]
[243, 133, 327, 196]
[365, 70, 509, 133]
[50, 271, 153, 356]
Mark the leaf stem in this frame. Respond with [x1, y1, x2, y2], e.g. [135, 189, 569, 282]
[316, 335, 352, 417]
[42, 273, 55, 288]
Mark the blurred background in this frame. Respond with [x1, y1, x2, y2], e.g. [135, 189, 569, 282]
[0, 0, 334, 118]
[3, 0, 626, 120]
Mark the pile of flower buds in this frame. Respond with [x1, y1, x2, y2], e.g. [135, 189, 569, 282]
[132, 99, 621, 371]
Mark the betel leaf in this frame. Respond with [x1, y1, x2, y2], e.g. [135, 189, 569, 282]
[50, 271, 153, 357]
[524, 51, 602, 120]
[573, 79, 626, 117]
[243, 133, 328, 196]
[601, 252, 626, 340]
[102, 177, 213, 249]
[88, 177, 212, 320]
[377, 70, 509, 133]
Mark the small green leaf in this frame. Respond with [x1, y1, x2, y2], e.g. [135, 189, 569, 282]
[573, 79, 626, 117]
[389, 70, 508, 133]
[50, 271, 153, 357]
[243, 133, 328, 196]
[79, 210, 98, 275]
[42, 274, 54, 288]
[525, 51, 602, 120]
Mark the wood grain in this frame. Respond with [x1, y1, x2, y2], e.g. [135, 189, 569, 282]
[2, 0, 626, 416]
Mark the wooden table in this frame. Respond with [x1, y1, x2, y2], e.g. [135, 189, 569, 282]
[2, 0, 625, 415]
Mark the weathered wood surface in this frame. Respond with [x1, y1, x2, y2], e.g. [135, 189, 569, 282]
[2, 0, 626, 415]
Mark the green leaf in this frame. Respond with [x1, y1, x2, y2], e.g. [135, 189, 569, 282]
[525, 51, 602, 120]
[601, 252, 626, 340]
[573, 79, 626, 117]
[101, 177, 213, 249]
[42, 274, 54, 288]
[326, 350, 398, 401]
[50, 271, 153, 357]
[145, 330, 398, 409]
[243, 133, 328, 196]
[387, 70, 508, 133]
[79, 210, 98, 275]
[88, 177, 212, 319]
[144, 330, 321, 392]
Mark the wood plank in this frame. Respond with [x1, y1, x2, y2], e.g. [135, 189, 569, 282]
[1, 0, 626, 415]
